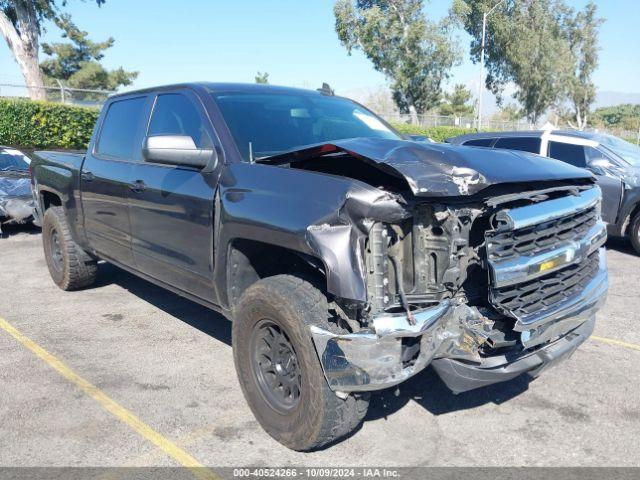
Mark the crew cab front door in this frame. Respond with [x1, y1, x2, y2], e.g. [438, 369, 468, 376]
[128, 91, 218, 301]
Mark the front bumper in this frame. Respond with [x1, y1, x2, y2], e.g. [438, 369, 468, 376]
[431, 316, 595, 393]
[310, 248, 608, 394]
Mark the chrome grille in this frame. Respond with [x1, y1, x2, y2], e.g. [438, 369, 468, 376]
[490, 250, 600, 318]
[487, 205, 598, 263]
[485, 187, 606, 323]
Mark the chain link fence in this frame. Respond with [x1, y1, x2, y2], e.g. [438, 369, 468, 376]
[380, 112, 640, 143]
[0, 83, 113, 107]
[379, 112, 535, 131]
[592, 126, 640, 144]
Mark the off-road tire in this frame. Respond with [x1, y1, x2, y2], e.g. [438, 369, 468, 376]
[630, 211, 640, 255]
[42, 206, 97, 290]
[232, 274, 369, 451]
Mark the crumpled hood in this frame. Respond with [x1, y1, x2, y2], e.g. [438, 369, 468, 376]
[260, 137, 594, 197]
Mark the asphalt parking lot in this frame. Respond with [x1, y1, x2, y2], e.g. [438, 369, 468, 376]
[1, 224, 639, 470]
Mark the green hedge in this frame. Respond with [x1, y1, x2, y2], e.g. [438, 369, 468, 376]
[0, 98, 99, 150]
[390, 123, 477, 142]
[0, 99, 483, 150]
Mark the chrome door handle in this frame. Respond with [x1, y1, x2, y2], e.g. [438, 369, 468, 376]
[81, 171, 95, 182]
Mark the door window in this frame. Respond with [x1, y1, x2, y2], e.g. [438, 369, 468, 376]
[148, 94, 212, 148]
[96, 97, 146, 159]
[585, 146, 615, 164]
[548, 141, 587, 167]
[494, 137, 541, 154]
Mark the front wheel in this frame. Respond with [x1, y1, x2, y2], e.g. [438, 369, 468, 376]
[630, 211, 640, 255]
[232, 275, 368, 451]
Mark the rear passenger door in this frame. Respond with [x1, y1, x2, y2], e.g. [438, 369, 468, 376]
[128, 90, 219, 301]
[546, 140, 622, 224]
[81, 96, 148, 264]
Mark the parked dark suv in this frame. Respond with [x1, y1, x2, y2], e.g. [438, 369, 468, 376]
[449, 130, 640, 253]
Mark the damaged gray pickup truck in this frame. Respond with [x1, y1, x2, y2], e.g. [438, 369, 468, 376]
[31, 83, 608, 450]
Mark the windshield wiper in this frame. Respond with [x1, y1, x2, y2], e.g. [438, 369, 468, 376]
[254, 152, 284, 161]
[254, 143, 325, 161]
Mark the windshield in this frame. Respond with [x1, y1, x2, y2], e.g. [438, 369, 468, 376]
[211, 92, 400, 161]
[595, 134, 640, 167]
[0, 149, 30, 171]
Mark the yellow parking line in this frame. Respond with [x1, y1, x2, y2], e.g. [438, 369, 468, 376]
[0, 316, 219, 480]
[591, 335, 640, 352]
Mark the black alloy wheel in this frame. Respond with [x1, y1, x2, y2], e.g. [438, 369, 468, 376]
[250, 319, 302, 414]
[49, 228, 64, 273]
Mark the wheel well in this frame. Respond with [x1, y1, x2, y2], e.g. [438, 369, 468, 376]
[624, 202, 640, 236]
[41, 191, 62, 211]
[227, 239, 327, 306]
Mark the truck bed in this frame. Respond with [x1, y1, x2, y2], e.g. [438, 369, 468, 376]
[32, 150, 85, 170]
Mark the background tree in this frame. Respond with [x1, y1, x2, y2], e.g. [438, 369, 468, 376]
[439, 83, 474, 116]
[0, 0, 105, 100]
[361, 86, 399, 115]
[334, 0, 460, 121]
[592, 104, 640, 131]
[491, 103, 523, 121]
[40, 15, 137, 99]
[563, 1, 603, 130]
[255, 71, 269, 84]
[453, 0, 574, 123]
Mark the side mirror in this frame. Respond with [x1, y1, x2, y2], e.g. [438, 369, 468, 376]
[142, 135, 216, 169]
[588, 158, 613, 176]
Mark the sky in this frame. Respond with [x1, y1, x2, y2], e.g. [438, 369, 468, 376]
[1, 0, 639, 106]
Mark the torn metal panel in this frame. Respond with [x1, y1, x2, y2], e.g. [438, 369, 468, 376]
[217, 161, 410, 305]
[310, 300, 496, 392]
[258, 137, 593, 197]
[304, 186, 410, 303]
[431, 316, 595, 394]
[309, 300, 465, 392]
[449, 166, 486, 195]
[305, 223, 367, 303]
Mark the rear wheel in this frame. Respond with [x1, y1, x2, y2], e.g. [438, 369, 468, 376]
[630, 211, 640, 255]
[232, 274, 368, 451]
[42, 206, 97, 290]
